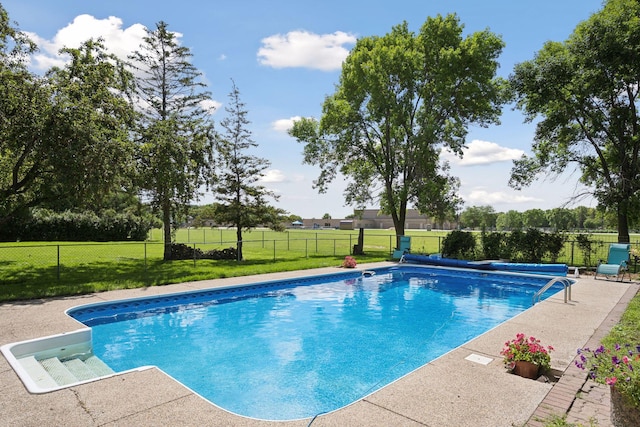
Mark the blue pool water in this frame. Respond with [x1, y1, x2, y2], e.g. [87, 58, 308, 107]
[69, 266, 561, 420]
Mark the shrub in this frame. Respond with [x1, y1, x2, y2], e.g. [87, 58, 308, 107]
[4, 209, 159, 242]
[441, 230, 476, 259]
[575, 233, 602, 269]
[505, 230, 525, 261]
[545, 231, 567, 263]
[481, 230, 508, 260]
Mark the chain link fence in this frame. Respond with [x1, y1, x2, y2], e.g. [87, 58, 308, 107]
[2, 231, 639, 292]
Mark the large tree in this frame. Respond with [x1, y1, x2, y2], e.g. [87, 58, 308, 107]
[130, 21, 215, 260]
[289, 15, 506, 247]
[509, 0, 640, 243]
[0, 4, 136, 227]
[211, 81, 282, 261]
[459, 205, 498, 229]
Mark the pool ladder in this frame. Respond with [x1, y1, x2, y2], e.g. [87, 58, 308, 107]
[532, 277, 573, 305]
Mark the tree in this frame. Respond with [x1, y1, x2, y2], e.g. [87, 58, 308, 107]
[130, 21, 215, 260]
[322, 213, 332, 220]
[211, 81, 281, 260]
[459, 205, 497, 229]
[509, 0, 640, 243]
[572, 206, 589, 229]
[46, 40, 137, 210]
[0, 4, 137, 228]
[522, 209, 548, 228]
[495, 210, 523, 231]
[289, 15, 506, 248]
[546, 208, 576, 231]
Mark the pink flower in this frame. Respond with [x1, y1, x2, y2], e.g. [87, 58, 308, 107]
[606, 377, 618, 386]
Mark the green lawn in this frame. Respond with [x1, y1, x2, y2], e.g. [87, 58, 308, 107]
[0, 228, 636, 302]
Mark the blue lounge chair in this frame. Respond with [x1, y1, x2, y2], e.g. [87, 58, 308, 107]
[595, 243, 630, 281]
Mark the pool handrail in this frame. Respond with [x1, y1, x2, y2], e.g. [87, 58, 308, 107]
[533, 277, 573, 305]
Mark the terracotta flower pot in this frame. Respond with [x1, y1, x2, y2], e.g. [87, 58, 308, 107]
[610, 385, 640, 427]
[513, 360, 539, 379]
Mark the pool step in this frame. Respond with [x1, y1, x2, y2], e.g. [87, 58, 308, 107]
[18, 355, 115, 388]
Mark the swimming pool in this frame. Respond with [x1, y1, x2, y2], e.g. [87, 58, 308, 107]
[67, 265, 563, 421]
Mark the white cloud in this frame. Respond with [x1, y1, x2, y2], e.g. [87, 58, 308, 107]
[272, 116, 302, 132]
[257, 30, 356, 71]
[442, 139, 525, 166]
[26, 15, 147, 71]
[465, 189, 542, 205]
[200, 99, 222, 114]
[25, 15, 223, 111]
[260, 169, 288, 183]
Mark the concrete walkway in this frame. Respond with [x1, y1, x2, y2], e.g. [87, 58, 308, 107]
[0, 263, 636, 426]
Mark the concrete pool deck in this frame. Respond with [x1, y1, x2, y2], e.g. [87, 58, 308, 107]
[0, 262, 637, 426]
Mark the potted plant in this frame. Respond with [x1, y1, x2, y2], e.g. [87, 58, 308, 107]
[500, 333, 553, 379]
[576, 343, 640, 426]
[342, 256, 357, 268]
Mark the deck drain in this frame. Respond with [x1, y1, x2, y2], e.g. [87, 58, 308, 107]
[465, 353, 494, 365]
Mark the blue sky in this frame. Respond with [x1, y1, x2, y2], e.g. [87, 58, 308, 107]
[4, 0, 605, 219]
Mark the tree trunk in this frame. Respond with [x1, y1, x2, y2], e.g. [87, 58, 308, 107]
[392, 200, 407, 249]
[617, 209, 630, 243]
[236, 226, 243, 261]
[162, 199, 172, 261]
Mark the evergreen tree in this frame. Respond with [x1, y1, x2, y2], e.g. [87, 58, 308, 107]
[212, 81, 281, 260]
[130, 21, 215, 260]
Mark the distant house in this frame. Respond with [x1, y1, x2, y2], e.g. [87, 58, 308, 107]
[339, 220, 354, 230]
[301, 209, 457, 230]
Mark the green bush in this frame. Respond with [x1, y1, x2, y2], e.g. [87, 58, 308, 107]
[575, 233, 602, 268]
[482, 229, 566, 263]
[545, 231, 567, 263]
[2, 209, 159, 242]
[520, 228, 547, 263]
[441, 230, 476, 259]
[481, 230, 508, 260]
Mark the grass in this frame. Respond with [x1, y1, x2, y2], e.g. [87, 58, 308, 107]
[0, 227, 637, 302]
[536, 288, 640, 427]
[602, 288, 640, 347]
[536, 415, 598, 426]
[0, 236, 391, 301]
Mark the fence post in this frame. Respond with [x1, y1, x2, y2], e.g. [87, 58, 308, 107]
[288, 232, 290, 251]
[193, 243, 197, 268]
[144, 242, 148, 284]
[306, 239, 308, 258]
[57, 245, 61, 281]
[390, 235, 393, 254]
[334, 239, 336, 256]
[316, 233, 318, 253]
[262, 231, 265, 248]
[273, 240, 276, 262]
[570, 240, 575, 266]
